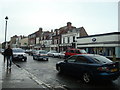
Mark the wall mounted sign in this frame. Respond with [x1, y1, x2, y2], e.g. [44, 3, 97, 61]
[92, 38, 96, 42]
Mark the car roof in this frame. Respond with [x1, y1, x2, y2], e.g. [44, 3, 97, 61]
[74, 54, 100, 57]
[49, 50, 57, 52]
[37, 50, 47, 52]
[12, 48, 23, 50]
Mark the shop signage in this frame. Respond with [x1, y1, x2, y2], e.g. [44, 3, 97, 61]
[92, 38, 96, 42]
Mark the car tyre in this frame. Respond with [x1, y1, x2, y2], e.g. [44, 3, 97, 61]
[46, 58, 48, 61]
[53, 55, 55, 58]
[59, 55, 61, 59]
[24, 58, 27, 62]
[82, 72, 92, 84]
[57, 66, 62, 74]
[33, 56, 36, 60]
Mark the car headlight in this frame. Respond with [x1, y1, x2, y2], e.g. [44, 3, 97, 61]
[23, 54, 27, 57]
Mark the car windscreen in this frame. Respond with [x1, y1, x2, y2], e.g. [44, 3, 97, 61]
[39, 51, 47, 54]
[91, 55, 112, 64]
[12, 48, 24, 53]
[48, 51, 56, 53]
[51, 51, 57, 53]
[76, 50, 87, 54]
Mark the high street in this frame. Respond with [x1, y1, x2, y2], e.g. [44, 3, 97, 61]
[0, 54, 120, 90]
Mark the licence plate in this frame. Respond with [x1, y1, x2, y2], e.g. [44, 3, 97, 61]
[111, 68, 118, 72]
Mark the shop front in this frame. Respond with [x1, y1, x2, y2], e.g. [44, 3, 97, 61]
[77, 32, 120, 59]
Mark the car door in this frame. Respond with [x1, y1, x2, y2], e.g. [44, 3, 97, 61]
[63, 56, 77, 74]
[65, 50, 69, 57]
[72, 56, 93, 76]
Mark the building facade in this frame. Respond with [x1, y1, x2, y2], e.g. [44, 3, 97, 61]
[28, 28, 53, 50]
[50, 22, 88, 52]
[10, 35, 26, 48]
[40, 31, 53, 51]
[77, 32, 120, 58]
[19, 37, 28, 50]
[28, 29, 41, 49]
[60, 27, 88, 51]
[51, 29, 60, 52]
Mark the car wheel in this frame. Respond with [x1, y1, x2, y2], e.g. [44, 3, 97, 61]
[46, 58, 48, 61]
[53, 55, 55, 57]
[57, 66, 62, 74]
[82, 72, 92, 84]
[24, 58, 27, 62]
[59, 55, 61, 59]
[33, 56, 36, 60]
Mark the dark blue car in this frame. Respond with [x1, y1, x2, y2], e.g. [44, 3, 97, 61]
[56, 54, 120, 83]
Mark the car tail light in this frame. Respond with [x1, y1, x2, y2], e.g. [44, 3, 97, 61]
[97, 67, 109, 72]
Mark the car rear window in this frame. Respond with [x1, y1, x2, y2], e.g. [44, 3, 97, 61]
[13, 48, 24, 53]
[80, 50, 87, 54]
[75, 56, 92, 63]
[91, 55, 112, 64]
[51, 51, 57, 53]
[76, 50, 87, 54]
[39, 51, 47, 54]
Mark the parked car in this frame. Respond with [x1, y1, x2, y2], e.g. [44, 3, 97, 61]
[33, 50, 48, 61]
[56, 54, 120, 83]
[65, 48, 87, 58]
[59, 51, 65, 59]
[47, 50, 57, 57]
[25, 49, 31, 54]
[12, 48, 27, 61]
[52, 52, 61, 57]
[29, 49, 37, 56]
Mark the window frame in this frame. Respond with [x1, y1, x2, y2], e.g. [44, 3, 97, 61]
[75, 56, 93, 64]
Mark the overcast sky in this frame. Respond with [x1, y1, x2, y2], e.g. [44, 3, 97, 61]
[0, 0, 119, 43]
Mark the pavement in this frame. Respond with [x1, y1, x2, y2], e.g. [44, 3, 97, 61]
[0, 55, 51, 90]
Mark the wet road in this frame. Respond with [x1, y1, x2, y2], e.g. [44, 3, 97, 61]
[12, 55, 120, 89]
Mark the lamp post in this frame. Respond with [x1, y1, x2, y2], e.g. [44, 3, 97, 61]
[4, 16, 8, 63]
[4, 16, 8, 48]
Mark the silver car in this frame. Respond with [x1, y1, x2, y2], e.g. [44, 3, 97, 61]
[59, 51, 65, 59]
[47, 50, 57, 57]
[33, 50, 48, 61]
[12, 48, 27, 62]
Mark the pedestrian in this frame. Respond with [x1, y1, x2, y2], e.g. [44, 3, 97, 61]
[4, 45, 13, 69]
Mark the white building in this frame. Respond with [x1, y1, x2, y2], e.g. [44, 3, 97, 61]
[60, 27, 88, 51]
[77, 32, 120, 59]
[40, 39, 52, 51]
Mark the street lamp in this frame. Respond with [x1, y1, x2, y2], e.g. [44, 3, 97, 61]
[4, 16, 8, 63]
[4, 16, 8, 49]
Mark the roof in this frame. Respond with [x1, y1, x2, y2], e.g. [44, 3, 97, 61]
[77, 32, 120, 39]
